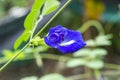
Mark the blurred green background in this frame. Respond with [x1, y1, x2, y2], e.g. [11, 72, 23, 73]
[0, 0, 120, 80]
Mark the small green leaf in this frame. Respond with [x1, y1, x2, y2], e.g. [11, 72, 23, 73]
[92, 48, 107, 56]
[39, 73, 66, 80]
[41, 0, 60, 16]
[14, 31, 30, 49]
[67, 59, 86, 68]
[86, 39, 96, 47]
[74, 48, 91, 57]
[95, 34, 112, 46]
[20, 76, 38, 80]
[86, 59, 104, 69]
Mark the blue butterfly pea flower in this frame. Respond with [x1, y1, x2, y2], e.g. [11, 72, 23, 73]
[44, 25, 86, 53]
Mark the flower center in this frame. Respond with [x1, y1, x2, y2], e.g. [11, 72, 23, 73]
[49, 33, 60, 42]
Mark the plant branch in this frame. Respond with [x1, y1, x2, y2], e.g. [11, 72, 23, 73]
[0, 43, 29, 72]
[78, 20, 105, 35]
[94, 69, 101, 80]
[30, 16, 43, 41]
[104, 63, 120, 70]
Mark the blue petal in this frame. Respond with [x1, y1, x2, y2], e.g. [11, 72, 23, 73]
[57, 40, 86, 53]
[64, 30, 84, 42]
[49, 25, 67, 35]
[44, 37, 58, 48]
[57, 30, 86, 53]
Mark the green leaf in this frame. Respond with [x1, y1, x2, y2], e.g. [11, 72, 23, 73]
[20, 76, 38, 80]
[2, 50, 24, 60]
[32, 0, 45, 11]
[39, 73, 66, 80]
[74, 48, 91, 57]
[2, 50, 14, 59]
[41, 0, 60, 16]
[91, 48, 107, 57]
[24, 11, 39, 30]
[14, 31, 30, 49]
[95, 34, 112, 46]
[24, 0, 45, 30]
[67, 59, 86, 68]
[86, 39, 96, 47]
[86, 59, 104, 69]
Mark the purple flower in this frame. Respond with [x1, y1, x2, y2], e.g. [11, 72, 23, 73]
[44, 25, 86, 53]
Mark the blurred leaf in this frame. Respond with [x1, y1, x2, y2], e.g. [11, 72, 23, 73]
[2, 50, 14, 59]
[41, 0, 60, 16]
[86, 34, 112, 47]
[67, 59, 86, 68]
[92, 48, 107, 57]
[24, 47, 34, 54]
[95, 34, 112, 46]
[86, 39, 96, 47]
[14, 31, 30, 49]
[39, 73, 66, 80]
[74, 48, 91, 57]
[2, 50, 24, 60]
[86, 59, 104, 69]
[20, 76, 38, 80]
[12, 0, 27, 7]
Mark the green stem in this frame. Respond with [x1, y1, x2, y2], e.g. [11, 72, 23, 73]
[104, 63, 120, 70]
[0, 43, 29, 72]
[94, 69, 101, 80]
[34, 0, 72, 37]
[78, 20, 105, 35]
[34, 52, 43, 67]
[30, 15, 43, 41]
[40, 54, 71, 62]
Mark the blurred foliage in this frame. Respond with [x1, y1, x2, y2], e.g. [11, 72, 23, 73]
[67, 34, 112, 69]
[20, 74, 66, 80]
[20, 76, 38, 80]
[0, 0, 31, 17]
